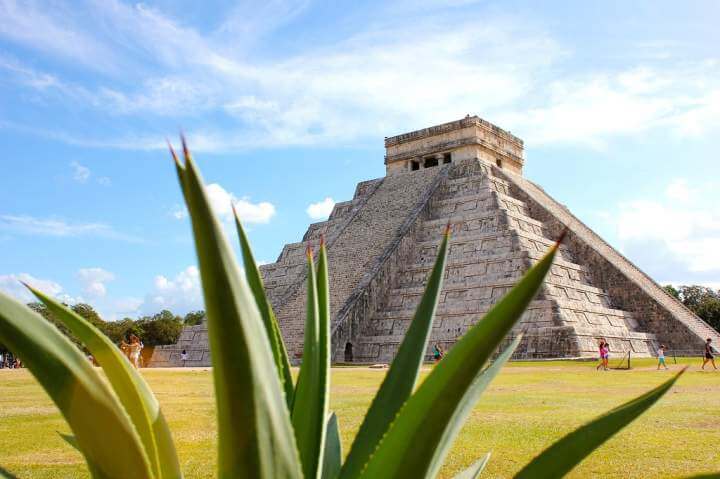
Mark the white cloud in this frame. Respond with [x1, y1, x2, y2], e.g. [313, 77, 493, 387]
[1, 2, 720, 153]
[77, 267, 115, 297]
[0, 272, 64, 303]
[0, 0, 116, 71]
[0, 3, 563, 150]
[142, 265, 203, 314]
[171, 183, 275, 224]
[665, 179, 691, 203]
[306, 197, 335, 220]
[171, 205, 188, 220]
[70, 161, 91, 183]
[0, 214, 142, 242]
[607, 179, 720, 283]
[497, 63, 720, 148]
[205, 183, 275, 224]
[97, 176, 111, 186]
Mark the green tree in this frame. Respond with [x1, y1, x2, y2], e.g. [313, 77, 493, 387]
[104, 318, 143, 344]
[663, 284, 680, 299]
[668, 285, 720, 332]
[183, 310, 205, 325]
[27, 302, 107, 352]
[136, 310, 183, 346]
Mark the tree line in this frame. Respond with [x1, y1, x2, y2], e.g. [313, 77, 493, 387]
[0, 303, 205, 354]
[663, 285, 720, 331]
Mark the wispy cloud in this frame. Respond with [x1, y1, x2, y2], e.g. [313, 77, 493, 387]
[1, 1, 719, 153]
[0, 272, 74, 304]
[602, 178, 720, 285]
[0, 0, 116, 71]
[497, 63, 720, 148]
[0, 214, 143, 242]
[78, 267, 115, 297]
[70, 161, 90, 183]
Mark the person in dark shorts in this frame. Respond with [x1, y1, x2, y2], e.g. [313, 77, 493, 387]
[432, 343, 444, 362]
[702, 338, 717, 370]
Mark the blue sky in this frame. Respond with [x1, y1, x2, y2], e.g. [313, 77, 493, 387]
[1, 0, 719, 320]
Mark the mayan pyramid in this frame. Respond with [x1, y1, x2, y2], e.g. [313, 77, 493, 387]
[150, 116, 719, 366]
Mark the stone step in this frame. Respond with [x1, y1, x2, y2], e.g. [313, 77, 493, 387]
[435, 175, 511, 200]
[364, 302, 556, 338]
[302, 217, 346, 241]
[382, 276, 610, 314]
[427, 191, 500, 219]
[396, 253, 529, 288]
[414, 229, 573, 260]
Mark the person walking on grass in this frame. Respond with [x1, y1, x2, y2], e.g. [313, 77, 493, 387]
[702, 338, 717, 370]
[657, 344, 668, 370]
[127, 335, 143, 369]
[596, 339, 607, 371]
[602, 341, 610, 370]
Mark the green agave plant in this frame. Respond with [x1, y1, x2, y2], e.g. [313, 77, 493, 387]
[0, 139, 692, 479]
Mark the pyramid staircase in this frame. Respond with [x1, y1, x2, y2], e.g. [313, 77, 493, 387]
[350, 160, 657, 362]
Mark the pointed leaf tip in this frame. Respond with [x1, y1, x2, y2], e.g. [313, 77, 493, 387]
[306, 244, 314, 258]
[180, 132, 190, 160]
[320, 234, 326, 247]
[444, 222, 452, 237]
[167, 140, 181, 167]
[555, 227, 568, 247]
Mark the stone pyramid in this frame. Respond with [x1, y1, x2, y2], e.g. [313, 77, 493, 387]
[150, 116, 718, 366]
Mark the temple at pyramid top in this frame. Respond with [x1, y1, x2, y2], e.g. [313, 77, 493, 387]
[384, 115, 525, 175]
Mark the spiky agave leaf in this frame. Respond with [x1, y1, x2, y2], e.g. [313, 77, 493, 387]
[321, 413, 342, 479]
[514, 369, 686, 479]
[292, 240, 331, 479]
[359, 234, 564, 478]
[453, 453, 491, 479]
[0, 291, 153, 478]
[234, 209, 294, 408]
[172, 140, 301, 479]
[29, 286, 182, 479]
[425, 335, 522, 479]
[341, 225, 451, 479]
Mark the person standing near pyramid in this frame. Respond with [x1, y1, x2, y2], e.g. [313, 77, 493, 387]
[702, 338, 717, 370]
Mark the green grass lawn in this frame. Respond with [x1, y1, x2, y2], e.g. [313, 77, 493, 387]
[1, 358, 719, 478]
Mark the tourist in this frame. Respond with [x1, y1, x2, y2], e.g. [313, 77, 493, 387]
[596, 339, 606, 370]
[657, 345, 668, 370]
[0, 351, 4, 369]
[702, 338, 717, 370]
[181, 349, 188, 365]
[432, 343, 444, 362]
[127, 335, 143, 369]
[602, 341, 610, 371]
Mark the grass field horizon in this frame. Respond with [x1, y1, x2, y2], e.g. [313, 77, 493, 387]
[1, 358, 718, 478]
